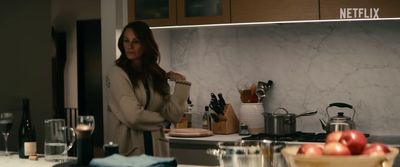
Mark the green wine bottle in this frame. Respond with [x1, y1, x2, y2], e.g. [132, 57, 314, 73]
[18, 98, 37, 158]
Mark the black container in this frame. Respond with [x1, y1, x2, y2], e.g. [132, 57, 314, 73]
[76, 128, 93, 165]
[103, 142, 119, 157]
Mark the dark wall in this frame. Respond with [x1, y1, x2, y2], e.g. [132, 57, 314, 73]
[0, 0, 52, 153]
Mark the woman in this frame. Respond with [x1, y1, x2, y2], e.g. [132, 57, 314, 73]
[106, 21, 191, 157]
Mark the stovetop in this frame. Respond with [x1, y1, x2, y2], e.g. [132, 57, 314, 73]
[242, 132, 370, 143]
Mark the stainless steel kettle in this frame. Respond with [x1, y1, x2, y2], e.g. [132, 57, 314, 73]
[319, 102, 356, 133]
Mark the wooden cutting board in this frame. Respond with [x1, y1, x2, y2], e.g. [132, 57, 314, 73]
[168, 128, 214, 137]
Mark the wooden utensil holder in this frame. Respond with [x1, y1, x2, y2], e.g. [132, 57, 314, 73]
[212, 104, 239, 134]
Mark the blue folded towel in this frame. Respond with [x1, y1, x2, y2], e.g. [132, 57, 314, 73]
[89, 154, 177, 167]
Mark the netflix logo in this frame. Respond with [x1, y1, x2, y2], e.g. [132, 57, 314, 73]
[340, 8, 380, 19]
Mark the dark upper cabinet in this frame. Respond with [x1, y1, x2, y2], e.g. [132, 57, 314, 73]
[128, 0, 229, 26]
[231, 0, 319, 23]
[128, 0, 177, 27]
[128, 0, 399, 27]
[177, 0, 230, 25]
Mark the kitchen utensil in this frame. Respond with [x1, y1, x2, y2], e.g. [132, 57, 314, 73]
[320, 102, 356, 133]
[256, 80, 273, 102]
[209, 102, 223, 115]
[240, 89, 258, 103]
[269, 141, 287, 167]
[262, 108, 317, 136]
[207, 140, 272, 167]
[250, 83, 257, 95]
[211, 93, 218, 103]
[282, 146, 399, 167]
[296, 110, 319, 118]
[209, 93, 225, 115]
[218, 93, 226, 107]
[263, 108, 296, 136]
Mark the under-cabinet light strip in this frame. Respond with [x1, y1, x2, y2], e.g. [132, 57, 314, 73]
[150, 17, 400, 29]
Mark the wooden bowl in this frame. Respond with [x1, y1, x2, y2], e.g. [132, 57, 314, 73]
[282, 146, 399, 167]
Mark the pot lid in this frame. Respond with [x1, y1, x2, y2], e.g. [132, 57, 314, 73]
[270, 108, 296, 117]
[330, 112, 351, 121]
[272, 113, 296, 117]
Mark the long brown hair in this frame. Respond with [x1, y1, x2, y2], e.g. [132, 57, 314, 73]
[116, 21, 168, 95]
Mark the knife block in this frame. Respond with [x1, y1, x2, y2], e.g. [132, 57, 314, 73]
[212, 104, 239, 134]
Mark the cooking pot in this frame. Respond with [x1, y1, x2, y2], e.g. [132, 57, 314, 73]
[262, 108, 318, 136]
[207, 140, 272, 167]
[320, 102, 356, 133]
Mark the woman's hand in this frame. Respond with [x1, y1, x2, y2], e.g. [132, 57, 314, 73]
[167, 71, 186, 81]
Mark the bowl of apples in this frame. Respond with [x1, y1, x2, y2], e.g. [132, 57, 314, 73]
[282, 130, 399, 167]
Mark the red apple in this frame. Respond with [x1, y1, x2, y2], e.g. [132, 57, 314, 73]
[339, 130, 367, 155]
[363, 150, 386, 156]
[362, 143, 391, 156]
[326, 131, 343, 143]
[323, 142, 351, 156]
[297, 144, 324, 156]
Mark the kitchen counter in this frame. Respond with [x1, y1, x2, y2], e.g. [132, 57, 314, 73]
[168, 133, 400, 166]
[168, 133, 247, 144]
[368, 135, 400, 147]
[168, 133, 400, 147]
[168, 133, 249, 166]
[5, 134, 398, 167]
[0, 153, 216, 167]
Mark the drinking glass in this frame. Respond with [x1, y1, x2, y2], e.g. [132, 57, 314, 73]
[76, 115, 95, 135]
[0, 112, 13, 156]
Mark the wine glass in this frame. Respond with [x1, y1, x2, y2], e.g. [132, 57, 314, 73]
[0, 112, 13, 156]
[76, 116, 95, 137]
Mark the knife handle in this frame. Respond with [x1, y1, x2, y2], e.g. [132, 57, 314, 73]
[211, 93, 218, 100]
[217, 93, 226, 107]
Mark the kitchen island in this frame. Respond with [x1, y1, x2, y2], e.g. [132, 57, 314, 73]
[168, 133, 247, 166]
[4, 134, 399, 167]
[168, 133, 400, 166]
[0, 153, 217, 167]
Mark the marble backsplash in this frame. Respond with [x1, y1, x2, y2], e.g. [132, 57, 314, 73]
[166, 21, 400, 135]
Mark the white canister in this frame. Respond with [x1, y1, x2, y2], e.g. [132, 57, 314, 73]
[239, 103, 264, 134]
